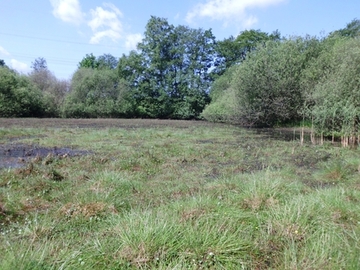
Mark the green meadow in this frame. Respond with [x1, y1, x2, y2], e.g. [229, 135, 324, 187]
[0, 119, 359, 269]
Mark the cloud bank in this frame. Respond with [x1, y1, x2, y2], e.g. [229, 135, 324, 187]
[186, 0, 285, 28]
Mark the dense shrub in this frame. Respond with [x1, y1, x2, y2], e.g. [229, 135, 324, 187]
[0, 67, 45, 117]
[62, 68, 134, 118]
[204, 38, 318, 127]
[307, 38, 360, 138]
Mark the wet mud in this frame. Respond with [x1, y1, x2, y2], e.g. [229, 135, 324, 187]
[0, 144, 90, 169]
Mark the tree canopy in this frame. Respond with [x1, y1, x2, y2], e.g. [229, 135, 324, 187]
[78, 53, 118, 70]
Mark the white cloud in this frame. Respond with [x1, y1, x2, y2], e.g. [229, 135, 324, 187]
[186, 0, 285, 28]
[88, 3, 123, 44]
[125, 33, 143, 50]
[0, 46, 10, 56]
[10, 59, 30, 74]
[50, 0, 84, 25]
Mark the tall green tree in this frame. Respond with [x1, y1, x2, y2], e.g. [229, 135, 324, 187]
[121, 16, 216, 119]
[135, 16, 174, 117]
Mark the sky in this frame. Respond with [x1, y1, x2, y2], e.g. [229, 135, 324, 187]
[0, 0, 359, 80]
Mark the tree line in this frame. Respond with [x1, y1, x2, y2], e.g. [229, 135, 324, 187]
[1, 17, 360, 139]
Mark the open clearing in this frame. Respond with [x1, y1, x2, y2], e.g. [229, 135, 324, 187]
[0, 118, 359, 269]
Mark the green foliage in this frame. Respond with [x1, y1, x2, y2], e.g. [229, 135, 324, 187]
[78, 53, 118, 70]
[330, 18, 360, 38]
[214, 29, 281, 75]
[201, 87, 238, 122]
[97, 54, 118, 69]
[0, 67, 45, 117]
[63, 68, 133, 118]
[230, 38, 314, 126]
[78, 53, 98, 69]
[201, 66, 238, 122]
[234, 29, 281, 61]
[307, 37, 360, 136]
[0, 59, 5, 67]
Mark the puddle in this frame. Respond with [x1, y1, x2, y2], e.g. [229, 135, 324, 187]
[0, 144, 91, 169]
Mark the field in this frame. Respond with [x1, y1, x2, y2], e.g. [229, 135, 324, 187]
[1, 118, 360, 269]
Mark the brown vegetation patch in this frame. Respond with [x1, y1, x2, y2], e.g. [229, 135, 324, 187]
[59, 202, 117, 218]
[170, 187, 201, 200]
[89, 182, 107, 194]
[180, 208, 207, 223]
[117, 242, 152, 268]
[21, 198, 51, 213]
[242, 196, 279, 211]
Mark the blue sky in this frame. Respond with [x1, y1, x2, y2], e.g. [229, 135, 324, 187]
[0, 0, 359, 80]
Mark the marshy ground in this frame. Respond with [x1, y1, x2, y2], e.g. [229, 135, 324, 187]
[0, 118, 359, 269]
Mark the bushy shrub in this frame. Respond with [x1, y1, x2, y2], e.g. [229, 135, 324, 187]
[0, 67, 46, 117]
[204, 37, 322, 127]
[201, 66, 238, 122]
[62, 68, 134, 118]
[308, 38, 360, 138]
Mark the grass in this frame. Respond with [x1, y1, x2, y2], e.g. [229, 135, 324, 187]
[0, 118, 360, 269]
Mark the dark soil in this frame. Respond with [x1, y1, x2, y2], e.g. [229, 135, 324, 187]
[0, 118, 217, 129]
